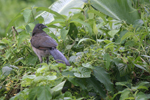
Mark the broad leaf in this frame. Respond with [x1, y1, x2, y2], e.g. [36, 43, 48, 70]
[37, 0, 85, 24]
[120, 89, 130, 100]
[2, 66, 12, 76]
[86, 75, 106, 98]
[90, 0, 140, 24]
[23, 9, 31, 23]
[29, 86, 52, 100]
[60, 28, 69, 40]
[51, 80, 66, 95]
[74, 67, 91, 78]
[93, 66, 113, 91]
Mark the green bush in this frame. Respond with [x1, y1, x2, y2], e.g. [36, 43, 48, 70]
[0, 0, 150, 99]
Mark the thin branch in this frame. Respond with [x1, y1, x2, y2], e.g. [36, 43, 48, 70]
[12, 26, 18, 35]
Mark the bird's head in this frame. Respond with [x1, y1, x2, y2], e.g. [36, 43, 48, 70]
[32, 24, 47, 36]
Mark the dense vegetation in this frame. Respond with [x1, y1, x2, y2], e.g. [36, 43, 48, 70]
[0, 0, 150, 100]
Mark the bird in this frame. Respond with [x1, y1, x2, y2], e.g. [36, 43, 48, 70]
[30, 23, 70, 66]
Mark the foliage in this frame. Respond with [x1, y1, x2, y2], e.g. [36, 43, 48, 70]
[0, 0, 150, 99]
[0, 0, 55, 37]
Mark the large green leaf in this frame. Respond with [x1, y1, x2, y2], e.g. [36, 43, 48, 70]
[93, 66, 113, 91]
[37, 0, 85, 24]
[86, 75, 106, 98]
[51, 80, 66, 96]
[29, 86, 52, 100]
[90, 0, 140, 24]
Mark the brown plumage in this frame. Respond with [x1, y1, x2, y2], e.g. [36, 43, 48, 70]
[31, 24, 70, 66]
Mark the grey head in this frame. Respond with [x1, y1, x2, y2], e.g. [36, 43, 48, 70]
[32, 24, 47, 36]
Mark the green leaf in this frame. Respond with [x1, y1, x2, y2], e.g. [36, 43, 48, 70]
[74, 67, 91, 78]
[51, 80, 66, 96]
[36, 0, 85, 23]
[104, 42, 114, 51]
[121, 32, 134, 41]
[88, 10, 106, 22]
[134, 64, 148, 72]
[23, 9, 31, 23]
[22, 75, 36, 86]
[46, 75, 57, 81]
[108, 29, 120, 38]
[25, 54, 38, 65]
[78, 38, 96, 45]
[68, 78, 87, 90]
[141, 55, 150, 58]
[82, 63, 94, 69]
[86, 75, 106, 98]
[2, 66, 12, 76]
[29, 86, 52, 100]
[71, 19, 92, 35]
[93, 66, 113, 91]
[136, 92, 147, 100]
[68, 23, 78, 39]
[120, 89, 130, 100]
[103, 53, 110, 70]
[93, 22, 98, 34]
[88, 12, 94, 19]
[36, 16, 44, 23]
[33, 76, 45, 82]
[36, 7, 65, 20]
[60, 29, 69, 41]
[91, 0, 140, 24]
[115, 82, 130, 87]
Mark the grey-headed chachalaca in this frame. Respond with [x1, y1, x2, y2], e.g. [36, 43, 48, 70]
[30, 24, 70, 66]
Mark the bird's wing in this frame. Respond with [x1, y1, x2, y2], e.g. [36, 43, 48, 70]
[31, 33, 58, 49]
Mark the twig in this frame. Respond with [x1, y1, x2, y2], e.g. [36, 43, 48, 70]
[12, 26, 18, 35]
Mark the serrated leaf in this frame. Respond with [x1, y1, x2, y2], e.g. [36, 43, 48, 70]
[93, 66, 113, 91]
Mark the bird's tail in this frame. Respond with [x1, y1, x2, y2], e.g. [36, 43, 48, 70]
[49, 49, 70, 66]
